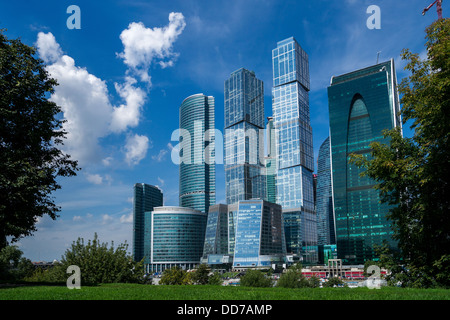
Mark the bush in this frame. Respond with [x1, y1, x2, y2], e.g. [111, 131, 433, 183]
[160, 266, 188, 285]
[56, 233, 144, 285]
[276, 268, 310, 288]
[323, 276, 347, 288]
[240, 270, 273, 288]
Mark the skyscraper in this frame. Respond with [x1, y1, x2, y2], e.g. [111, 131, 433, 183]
[271, 37, 317, 262]
[327, 59, 401, 264]
[232, 200, 286, 269]
[179, 94, 216, 213]
[224, 68, 265, 205]
[264, 117, 277, 204]
[133, 183, 163, 262]
[316, 137, 335, 246]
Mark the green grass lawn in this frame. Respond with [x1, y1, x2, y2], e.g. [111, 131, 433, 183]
[0, 283, 449, 300]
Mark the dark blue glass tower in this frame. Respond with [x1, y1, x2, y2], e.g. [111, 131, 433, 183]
[327, 59, 401, 264]
[133, 183, 163, 262]
[316, 137, 335, 246]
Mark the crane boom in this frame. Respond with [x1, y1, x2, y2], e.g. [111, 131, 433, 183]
[422, 0, 444, 20]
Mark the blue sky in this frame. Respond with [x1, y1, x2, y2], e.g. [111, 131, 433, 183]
[0, 0, 439, 261]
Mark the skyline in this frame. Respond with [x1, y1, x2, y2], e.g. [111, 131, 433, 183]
[0, 0, 437, 261]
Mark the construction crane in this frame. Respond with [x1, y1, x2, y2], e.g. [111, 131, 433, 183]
[422, 0, 444, 20]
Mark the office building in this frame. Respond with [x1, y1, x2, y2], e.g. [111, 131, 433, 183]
[224, 68, 266, 205]
[133, 183, 163, 262]
[264, 117, 277, 204]
[233, 200, 286, 269]
[316, 137, 335, 246]
[145, 206, 207, 273]
[271, 37, 317, 263]
[179, 94, 216, 213]
[327, 59, 401, 264]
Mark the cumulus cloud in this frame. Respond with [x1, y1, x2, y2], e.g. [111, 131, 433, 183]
[120, 213, 133, 224]
[124, 134, 150, 166]
[110, 76, 146, 133]
[35, 12, 186, 168]
[36, 32, 148, 166]
[118, 12, 186, 83]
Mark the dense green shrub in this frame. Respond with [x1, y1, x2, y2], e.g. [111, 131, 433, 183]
[240, 270, 273, 288]
[27, 233, 145, 285]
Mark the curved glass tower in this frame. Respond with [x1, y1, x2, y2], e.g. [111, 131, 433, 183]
[327, 59, 401, 264]
[147, 206, 207, 273]
[179, 94, 216, 213]
[316, 137, 335, 246]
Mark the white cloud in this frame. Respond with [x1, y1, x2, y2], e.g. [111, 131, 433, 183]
[120, 213, 133, 224]
[37, 33, 114, 165]
[85, 173, 113, 185]
[36, 12, 186, 168]
[86, 173, 103, 185]
[110, 76, 146, 133]
[152, 148, 168, 162]
[118, 12, 186, 83]
[36, 32, 62, 63]
[101, 214, 114, 225]
[124, 133, 150, 166]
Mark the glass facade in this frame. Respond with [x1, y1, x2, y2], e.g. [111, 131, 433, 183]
[202, 204, 229, 259]
[179, 94, 216, 213]
[327, 59, 401, 264]
[264, 117, 277, 204]
[271, 37, 317, 261]
[146, 206, 207, 273]
[316, 137, 335, 246]
[233, 200, 286, 269]
[133, 183, 163, 262]
[224, 68, 266, 205]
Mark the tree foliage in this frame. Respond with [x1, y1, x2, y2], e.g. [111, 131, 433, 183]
[239, 269, 273, 288]
[0, 245, 34, 282]
[0, 30, 79, 249]
[57, 233, 144, 285]
[349, 18, 450, 288]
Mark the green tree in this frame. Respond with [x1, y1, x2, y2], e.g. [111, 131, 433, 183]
[0, 245, 34, 282]
[159, 266, 188, 285]
[349, 18, 450, 288]
[240, 269, 273, 288]
[323, 276, 347, 288]
[276, 263, 311, 288]
[0, 30, 79, 250]
[57, 233, 144, 285]
[191, 264, 210, 285]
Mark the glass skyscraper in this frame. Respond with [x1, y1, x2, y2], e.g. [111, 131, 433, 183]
[264, 117, 277, 204]
[327, 59, 401, 264]
[271, 37, 317, 262]
[316, 137, 335, 246]
[145, 206, 207, 273]
[233, 200, 286, 269]
[224, 68, 265, 205]
[133, 183, 163, 262]
[179, 94, 216, 213]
